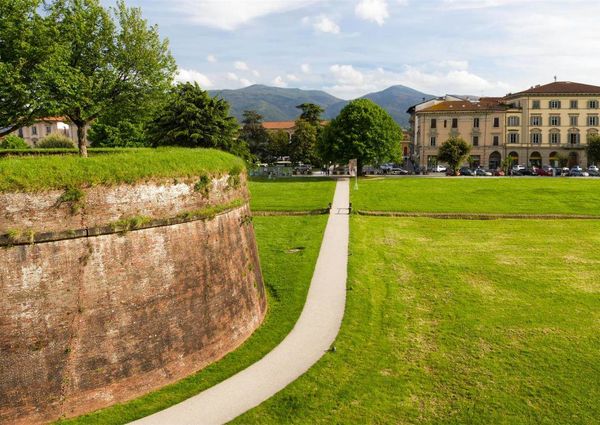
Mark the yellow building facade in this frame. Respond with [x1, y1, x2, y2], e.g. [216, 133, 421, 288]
[411, 81, 600, 169]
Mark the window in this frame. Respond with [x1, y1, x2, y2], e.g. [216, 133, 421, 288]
[45, 125, 52, 135]
[550, 132, 560, 144]
[32, 126, 37, 135]
[508, 132, 519, 144]
[508, 116, 520, 126]
[549, 115, 561, 126]
[530, 116, 542, 126]
[472, 136, 479, 146]
[452, 118, 458, 128]
[569, 132, 580, 145]
[570, 115, 578, 126]
[589, 100, 599, 109]
[473, 118, 480, 128]
[430, 118, 437, 129]
[530, 132, 541, 144]
[493, 117, 500, 128]
[444, 120, 447, 128]
[18, 128, 24, 137]
[430, 136, 436, 147]
[588, 115, 599, 126]
[493, 135, 499, 146]
[549, 100, 561, 109]
[570, 100, 578, 109]
[532, 100, 540, 109]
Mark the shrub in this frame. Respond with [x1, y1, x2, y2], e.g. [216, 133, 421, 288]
[37, 134, 76, 149]
[0, 135, 30, 149]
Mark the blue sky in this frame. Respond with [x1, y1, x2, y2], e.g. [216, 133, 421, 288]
[110, 0, 600, 99]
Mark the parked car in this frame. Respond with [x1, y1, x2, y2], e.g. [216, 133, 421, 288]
[588, 165, 599, 173]
[459, 167, 474, 176]
[561, 167, 570, 176]
[570, 169, 587, 177]
[512, 164, 526, 173]
[536, 165, 555, 176]
[293, 164, 312, 175]
[474, 168, 492, 176]
[431, 165, 447, 173]
[389, 167, 409, 175]
[492, 168, 505, 176]
[588, 169, 600, 177]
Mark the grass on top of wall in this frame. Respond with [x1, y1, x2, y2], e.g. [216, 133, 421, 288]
[0, 148, 244, 192]
[249, 177, 337, 211]
[55, 215, 327, 425]
[352, 177, 600, 215]
[235, 217, 600, 424]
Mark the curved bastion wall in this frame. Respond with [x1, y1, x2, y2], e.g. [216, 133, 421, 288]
[0, 172, 267, 424]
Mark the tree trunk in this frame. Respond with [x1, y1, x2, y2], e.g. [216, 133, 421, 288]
[77, 123, 88, 157]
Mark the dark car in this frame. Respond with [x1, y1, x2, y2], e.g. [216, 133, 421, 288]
[535, 165, 554, 176]
[474, 168, 492, 176]
[459, 167, 474, 176]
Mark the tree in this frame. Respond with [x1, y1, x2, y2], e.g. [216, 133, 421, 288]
[437, 137, 471, 174]
[46, 0, 176, 156]
[150, 83, 250, 159]
[239, 110, 270, 162]
[318, 99, 402, 174]
[0, 0, 60, 136]
[296, 103, 324, 126]
[290, 120, 319, 165]
[267, 130, 290, 162]
[586, 134, 600, 165]
[0, 135, 30, 149]
[88, 120, 148, 147]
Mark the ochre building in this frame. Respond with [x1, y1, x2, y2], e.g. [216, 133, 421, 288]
[410, 81, 600, 169]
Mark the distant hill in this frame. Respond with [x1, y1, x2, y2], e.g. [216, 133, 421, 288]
[210, 84, 435, 128]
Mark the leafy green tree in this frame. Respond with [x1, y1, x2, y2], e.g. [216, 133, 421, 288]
[586, 134, 600, 165]
[318, 99, 402, 174]
[0, 135, 30, 149]
[267, 130, 290, 162]
[240, 110, 270, 162]
[46, 0, 176, 156]
[0, 0, 59, 136]
[437, 137, 471, 174]
[290, 120, 318, 165]
[150, 83, 250, 159]
[88, 120, 148, 147]
[296, 103, 324, 126]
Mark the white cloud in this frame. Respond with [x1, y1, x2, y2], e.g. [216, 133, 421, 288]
[313, 15, 340, 34]
[301, 63, 311, 74]
[175, 68, 213, 88]
[330, 64, 365, 86]
[227, 72, 239, 81]
[252, 69, 261, 77]
[440, 0, 522, 9]
[207, 54, 217, 63]
[272, 76, 288, 87]
[234, 61, 249, 71]
[239, 78, 253, 87]
[287, 73, 300, 82]
[174, 0, 323, 30]
[355, 0, 389, 26]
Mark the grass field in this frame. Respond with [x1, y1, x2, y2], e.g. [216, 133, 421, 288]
[0, 148, 243, 192]
[235, 217, 600, 424]
[249, 178, 336, 211]
[56, 215, 327, 424]
[352, 177, 600, 215]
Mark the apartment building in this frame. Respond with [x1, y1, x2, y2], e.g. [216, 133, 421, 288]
[11, 117, 78, 147]
[410, 81, 600, 169]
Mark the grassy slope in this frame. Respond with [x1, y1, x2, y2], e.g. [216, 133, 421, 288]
[352, 178, 600, 215]
[249, 178, 336, 211]
[0, 148, 244, 192]
[56, 215, 327, 424]
[235, 217, 600, 424]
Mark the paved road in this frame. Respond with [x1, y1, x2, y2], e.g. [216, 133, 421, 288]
[131, 178, 349, 425]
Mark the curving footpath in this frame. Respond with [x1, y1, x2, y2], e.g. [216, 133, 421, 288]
[131, 178, 349, 425]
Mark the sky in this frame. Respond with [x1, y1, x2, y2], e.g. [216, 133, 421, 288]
[108, 0, 600, 100]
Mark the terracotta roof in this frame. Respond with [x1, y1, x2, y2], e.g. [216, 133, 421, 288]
[506, 81, 600, 98]
[262, 121, 296, 130]
[419, 100, 507, 113]
[38, 116, 69, 122]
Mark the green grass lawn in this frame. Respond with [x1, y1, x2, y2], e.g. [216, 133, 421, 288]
[56, 215, 327, 424]
[235, 217, 600, 424]
[352, 177, 600, 215]
[249, 178, 336, 211]
[0, 148, 243, 192]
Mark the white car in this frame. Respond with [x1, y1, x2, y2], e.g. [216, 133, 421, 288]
[588, 165, 599, 172]
[432, 165, 447, 172]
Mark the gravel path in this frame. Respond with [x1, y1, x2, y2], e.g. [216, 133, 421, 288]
[131, 178, 349, 425]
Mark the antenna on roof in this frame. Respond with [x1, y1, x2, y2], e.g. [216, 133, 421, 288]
[554, 75, 557, 82]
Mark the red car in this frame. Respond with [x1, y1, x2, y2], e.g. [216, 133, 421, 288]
[534, 166, 554, 176]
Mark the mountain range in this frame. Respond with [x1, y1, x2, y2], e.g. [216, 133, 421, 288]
[209, 84, 435, 128]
